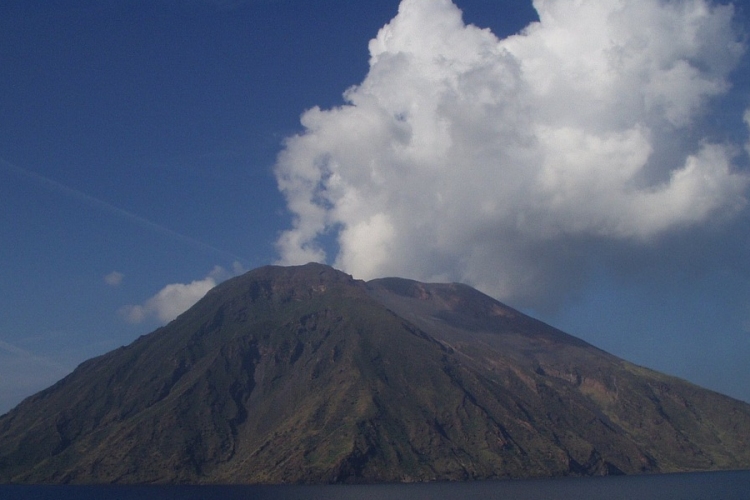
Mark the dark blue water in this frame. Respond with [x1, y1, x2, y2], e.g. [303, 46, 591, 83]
[2, 470, 748, 499]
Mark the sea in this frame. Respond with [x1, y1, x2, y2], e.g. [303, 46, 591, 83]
[1, 470, 748, 499]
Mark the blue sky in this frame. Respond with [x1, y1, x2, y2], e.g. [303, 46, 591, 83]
[1, 0, 749, 414]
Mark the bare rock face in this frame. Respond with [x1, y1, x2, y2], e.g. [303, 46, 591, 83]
[1, 263, 749, 484]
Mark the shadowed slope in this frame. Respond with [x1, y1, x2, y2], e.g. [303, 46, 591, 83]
[1, 264, 749, 483]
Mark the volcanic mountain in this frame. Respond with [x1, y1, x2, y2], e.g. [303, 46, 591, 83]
[1, 263, 749, 484]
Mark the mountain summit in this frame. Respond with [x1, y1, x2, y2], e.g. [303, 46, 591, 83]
[1, 263, 749, 483]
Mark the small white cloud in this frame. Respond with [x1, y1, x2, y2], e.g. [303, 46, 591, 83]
[121, 277, 215, 324]
[120, 267, 235, 325]
[119, 264, 247, 325]
[231, 260, 247, 276]
[119, 303, 147, 324]
[104, 271, 124, 287]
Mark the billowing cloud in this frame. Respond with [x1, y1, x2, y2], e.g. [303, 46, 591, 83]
[274, 0, 749, 308]
[104, 271, 124, 287]
[120, 265, 234, 324]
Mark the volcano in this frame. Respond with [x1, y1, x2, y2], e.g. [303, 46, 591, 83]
[1, 263, 749, 484]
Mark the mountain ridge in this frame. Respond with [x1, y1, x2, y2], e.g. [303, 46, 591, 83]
[1, 263, 749, 484]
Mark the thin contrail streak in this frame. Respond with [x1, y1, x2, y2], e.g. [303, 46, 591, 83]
[0, 339, 70, 373]
[0, 158, 244, 263]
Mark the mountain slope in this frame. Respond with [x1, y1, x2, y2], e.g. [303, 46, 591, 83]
[1, 263, 749, 484]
